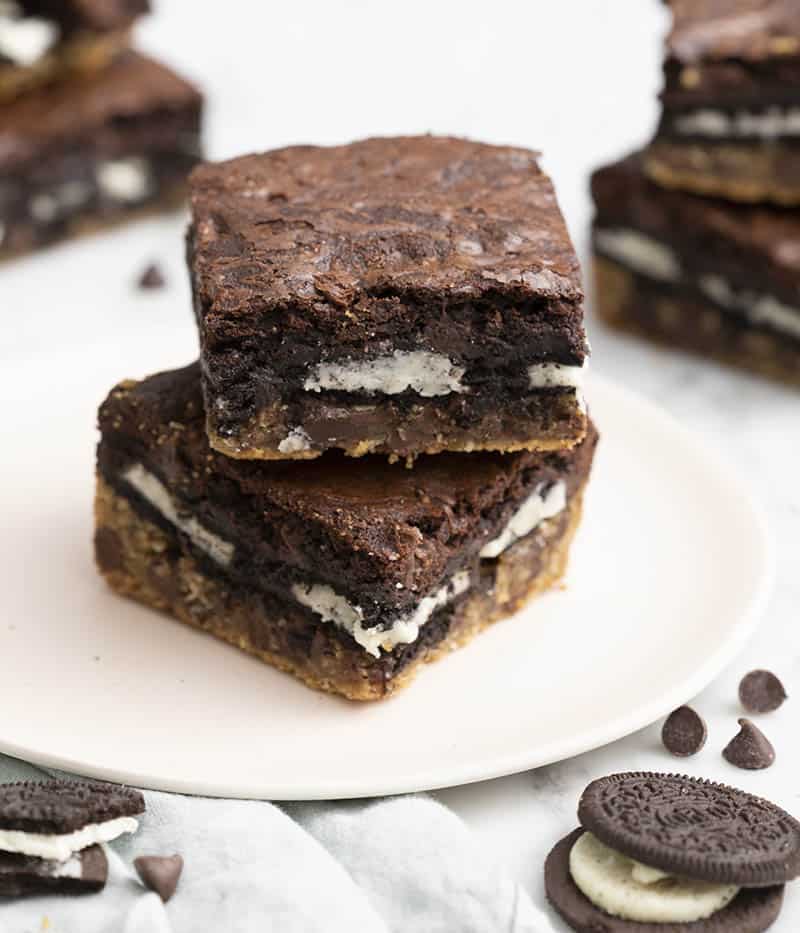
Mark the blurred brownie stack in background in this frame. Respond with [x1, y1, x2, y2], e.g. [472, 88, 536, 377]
[0, 0, 203, 258]
[592, 0, 800, 386]
[93, 136, 599, 701]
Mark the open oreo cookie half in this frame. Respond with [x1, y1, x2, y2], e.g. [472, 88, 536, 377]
[545, 772, 800, 932]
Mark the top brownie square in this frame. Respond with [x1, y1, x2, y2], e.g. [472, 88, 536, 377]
[647, 1, 800, 204]
[188, 135, 589, 461]
[660, 0, 800, 107]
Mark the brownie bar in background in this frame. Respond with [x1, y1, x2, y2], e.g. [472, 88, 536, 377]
[0, 0, 148, 100]
[591, 154, 800, 385]
[188, 136, 589, 463]
[95, 363, 597, 700]
[0, 51, 202, 259]
[646, 0, 800, 205]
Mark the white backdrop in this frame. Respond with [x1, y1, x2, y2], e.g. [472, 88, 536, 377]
[4, 2, 800, 929]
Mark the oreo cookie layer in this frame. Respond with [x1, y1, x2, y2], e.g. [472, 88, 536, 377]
[545, 829, 785, 933]
[578, 773, 800, 887]
[0, 780, 144, 834]
[0, 846, 107, 897]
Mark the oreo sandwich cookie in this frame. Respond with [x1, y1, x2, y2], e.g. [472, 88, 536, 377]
[545, 772, 800, 932]
[0, 780, 145, 898]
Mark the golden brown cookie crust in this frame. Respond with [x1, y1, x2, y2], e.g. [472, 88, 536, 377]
[94, 476, 586, 701]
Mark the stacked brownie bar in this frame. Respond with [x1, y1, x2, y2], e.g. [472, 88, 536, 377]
[94, 136, 597, 700]
[0, 1, 202, 258]
[592, 0, 800, 386]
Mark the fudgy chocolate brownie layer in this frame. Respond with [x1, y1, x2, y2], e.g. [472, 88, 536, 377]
[97, 363, 598, 623]
[188, 136, 588, 459]
[0, 52, 202, 257]
[594, 257, 800, 387]
[592, 155, 800, 350]
[95, 476, 586, 700]
[649, 2, 800, 203]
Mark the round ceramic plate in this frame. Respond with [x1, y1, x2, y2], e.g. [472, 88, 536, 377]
[0, 341, 773, 800]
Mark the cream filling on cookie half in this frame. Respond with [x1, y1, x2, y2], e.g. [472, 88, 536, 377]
[595, 227, 800, 340]
[0, 817, 138, 861]
[673, 107, 800, 140]
[120, 463, 567, 657]
[569, 832, 740, 924]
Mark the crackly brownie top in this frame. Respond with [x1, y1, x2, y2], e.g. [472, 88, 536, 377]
[20, 0, 149, 31]
[593, 154, 800, 293]
[98, 363, 595, 600]
[0, 52, 201, 171]
[667, 0, 800, 64]
[188, 136, 583, 326]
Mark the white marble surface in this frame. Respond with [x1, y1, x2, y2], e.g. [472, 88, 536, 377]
[2, 0, 799, 927]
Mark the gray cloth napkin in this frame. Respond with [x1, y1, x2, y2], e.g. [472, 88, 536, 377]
[0, 756, 553, 933]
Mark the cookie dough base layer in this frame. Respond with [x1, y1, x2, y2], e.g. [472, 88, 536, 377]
[94, 477, 585, 701]
[594, 256, 800, 388]
[208, 390, 587, 461]
[0, 181, 188, 262]
[545, 830, 785, 933]
[0, 29, 130, 102]
[645, 139, 800, 206]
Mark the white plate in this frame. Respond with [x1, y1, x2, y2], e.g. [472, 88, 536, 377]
[0, 340, 773, 800]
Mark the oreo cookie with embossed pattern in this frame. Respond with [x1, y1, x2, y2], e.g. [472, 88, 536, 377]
[578, 772, 800, 887]
[545, 828, 785, 933]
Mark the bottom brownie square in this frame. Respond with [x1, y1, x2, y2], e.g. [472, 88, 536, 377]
[591, 154, 800, 387]
[94, 364, 597, 700]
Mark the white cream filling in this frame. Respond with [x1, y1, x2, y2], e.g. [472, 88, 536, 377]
[304, 351, 467, 397]
[527, 361, 586, 391]
[596, 227, 800, 340]
[121, 460, 566, 657]
[675, 107, 800, 140]
[699, 274, 800, 340]
[96, 158, 153, 203]
[277, 426, 313, 453]
[0, 817, 138, 861]
[123, 464, 234, 567]
[569, 832, 739, 924]
[594, 228, 682, 282]
[0, 6, 58, 66]
[50, 855, 83, 879]
[480, 481, 566, 559]
[292, 572, 470, 658]
[29, 180, 93, 224]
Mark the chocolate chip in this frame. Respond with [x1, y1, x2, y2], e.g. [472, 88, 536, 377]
[723, 718, 775, 770]
[739, 670, 787, 714]
[134, 854, 183, 903]
[661, 705, 707, 757]
[137, 263, 166, 290]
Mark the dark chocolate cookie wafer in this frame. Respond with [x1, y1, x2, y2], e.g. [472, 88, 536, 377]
[0, 780, 144, 834]
[545, 829, 785, 933]
[0, 846, 107, 897]
[578, 773, 800, 887]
